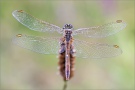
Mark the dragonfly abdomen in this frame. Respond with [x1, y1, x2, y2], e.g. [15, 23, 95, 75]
[58, 52, 75, 81]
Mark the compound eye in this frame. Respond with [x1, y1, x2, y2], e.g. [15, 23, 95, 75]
[69, 24, 73, 28]
[65, 24, 68, 28]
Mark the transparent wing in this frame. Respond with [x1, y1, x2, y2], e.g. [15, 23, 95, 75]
[73, 39, 122, 58]
[13, 34, 60, 54]
[12, 10, 63, 34]
[73, 20, 126, 38]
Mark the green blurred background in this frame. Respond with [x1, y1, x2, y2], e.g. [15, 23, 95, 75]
[0, 0, 134, 90]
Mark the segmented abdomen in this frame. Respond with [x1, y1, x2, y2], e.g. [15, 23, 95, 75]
[58, 52, 75, 81]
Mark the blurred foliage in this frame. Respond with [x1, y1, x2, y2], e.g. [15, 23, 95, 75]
[0, 0, 134, 90]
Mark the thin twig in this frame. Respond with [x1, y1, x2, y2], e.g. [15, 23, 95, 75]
[63, 81, 67, 90]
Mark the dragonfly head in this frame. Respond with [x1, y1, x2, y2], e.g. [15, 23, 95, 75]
[63, 24, 73, 30]
[63, 24, 73, 36]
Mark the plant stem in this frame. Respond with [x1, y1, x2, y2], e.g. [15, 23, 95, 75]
[63, 81, 67, 90]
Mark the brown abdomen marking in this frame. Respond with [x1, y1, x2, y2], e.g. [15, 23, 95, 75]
[58, 52, 75, 81]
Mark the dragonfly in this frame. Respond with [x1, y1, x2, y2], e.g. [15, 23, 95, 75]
[12, 10, 127, 81]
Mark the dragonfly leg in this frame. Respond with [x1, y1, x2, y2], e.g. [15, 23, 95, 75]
[59, 45, 65, 54]
[70, 45, 76, 55]
[59, 37, 66, 54]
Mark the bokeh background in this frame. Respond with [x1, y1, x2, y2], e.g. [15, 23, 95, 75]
[0, 0, 134, 90]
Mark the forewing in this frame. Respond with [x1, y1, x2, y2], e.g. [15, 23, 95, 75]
[13, 34, 60, 54]
[73, 20, 126, 38]
[12, 10, 63, 34]
[73, 39, 122, 58]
